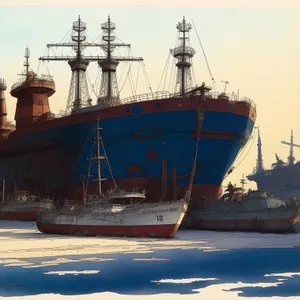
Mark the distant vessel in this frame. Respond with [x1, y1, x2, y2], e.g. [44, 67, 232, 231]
[0, 188, 53, 221]
[184, 180, 300, 233]
[247, 129, 300, 199]
[37, 120, 189, 238]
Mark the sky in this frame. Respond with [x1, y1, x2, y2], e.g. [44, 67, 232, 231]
[0, 3, 299, 189]
[1, 0, 300, 8]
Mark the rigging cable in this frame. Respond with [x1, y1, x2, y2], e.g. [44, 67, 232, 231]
[118, 47, 129, 87]
[128, 70, 136, 97]
[163, 53, 171, 91]
[101, 138, 118, 190]
[93, 68, 101, 96]
[191, 59, 197, 88]
[234, 127, 258, 165]
[36, 48, 49, 74]
[157, 52, 171, 92]
[141, 62, 153, 94]
[119, 61, 134, 94]
[191, 18, 218, 93]
[135, 62, 141, 94]
[169, 33, 180, 93]
[74, 123, 94, 174]
[168, 56, 175, 92]
[234, 128, 258, 168]
[171, 57, 178, 93]
[56, 26, 72, 44]
[86, 71, 98, 99]
[223, 127, 258, 180]
[84, 131, 95, 197]
[127, 49, 137, 96]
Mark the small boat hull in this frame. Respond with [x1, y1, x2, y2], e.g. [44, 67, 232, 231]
[37, 223, 180, 238]
[185, 207, 299, 233]
[0, 211, 37, 221]
[184, 190, 300, 233]
[0, 202, 53, 221]
[37, 200, 187, 238]
[194, 216, 298, 233]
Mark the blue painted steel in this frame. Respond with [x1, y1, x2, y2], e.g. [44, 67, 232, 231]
[0, 109, 255, 195]
[69, 110, 255, 186]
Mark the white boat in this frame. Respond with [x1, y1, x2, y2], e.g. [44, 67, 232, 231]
[37, 120, 190, 238]
[0, 190, 54, 221]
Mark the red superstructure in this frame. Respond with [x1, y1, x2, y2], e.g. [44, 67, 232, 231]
[11, 48, 55, 129]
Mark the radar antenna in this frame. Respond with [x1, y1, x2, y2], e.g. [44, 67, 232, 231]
[221, 80, 229, 93]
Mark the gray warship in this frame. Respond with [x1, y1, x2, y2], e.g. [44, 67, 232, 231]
[184, 179, 300, 233]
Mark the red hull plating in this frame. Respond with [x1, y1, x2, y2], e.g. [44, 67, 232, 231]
[0, 211, 37, 221]
[10, 97, 256, 137]
[195, 218, 297, 233]
[37, 222, 179, 238]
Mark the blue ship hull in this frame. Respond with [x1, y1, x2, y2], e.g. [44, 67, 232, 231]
[0, 98, 255, 202]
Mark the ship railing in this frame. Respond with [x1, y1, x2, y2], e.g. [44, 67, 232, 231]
[121, 86, 256, 109]
[50, 89, 255, 120]
[11, 74, 55, 91]
[122, 91, 172, 104]
[205, 91, 256, 109]
[171, 46, 196, 57]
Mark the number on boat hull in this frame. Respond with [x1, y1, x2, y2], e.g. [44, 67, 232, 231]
[156, 215, 163, 222]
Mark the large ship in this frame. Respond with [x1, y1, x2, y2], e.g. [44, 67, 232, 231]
[0, 16, 256, 208]
[247, 129, 300, 199]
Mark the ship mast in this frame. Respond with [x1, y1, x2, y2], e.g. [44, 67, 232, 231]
[24, 47, 30, 80]
[288, 130, 295, 165]
[75, 16, 83, 109]
[172, 17, 195, 96]
[39, 16, 144, 111]
[256, 127, 264, 173]
[39, 16, 102, 112]
[94, 120, 105, 195]
[17, 47, 31, 81]
[240, 173, 247, 190]
[281, 130, 300, 165]
[97, 16, 144, 106]
[88, 119, 118, 195]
